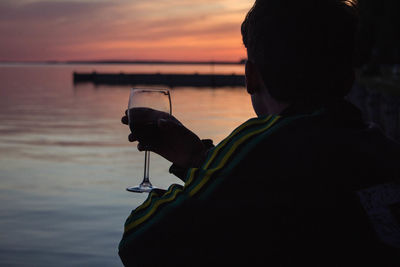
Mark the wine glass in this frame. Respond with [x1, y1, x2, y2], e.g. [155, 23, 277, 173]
[126, 88, 172, 193]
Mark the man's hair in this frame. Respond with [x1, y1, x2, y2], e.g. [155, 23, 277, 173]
[241, 0, 359, 102]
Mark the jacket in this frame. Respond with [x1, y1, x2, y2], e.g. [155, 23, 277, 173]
[119, 100, 400, 266]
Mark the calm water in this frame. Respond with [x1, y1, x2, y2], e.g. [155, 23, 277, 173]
[0, 64, 253, 266]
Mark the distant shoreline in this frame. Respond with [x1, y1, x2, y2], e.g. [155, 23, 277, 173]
[0, 60, 246, 65]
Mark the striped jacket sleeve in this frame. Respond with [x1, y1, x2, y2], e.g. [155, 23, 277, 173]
[118, 113, 311, 265]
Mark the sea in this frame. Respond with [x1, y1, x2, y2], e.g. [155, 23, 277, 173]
[0, 63, 254, 266]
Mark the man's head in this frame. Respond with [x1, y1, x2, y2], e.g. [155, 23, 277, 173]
[242, 0, 359, 109]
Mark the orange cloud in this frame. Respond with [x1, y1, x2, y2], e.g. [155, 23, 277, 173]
[0, 0, 253, 61]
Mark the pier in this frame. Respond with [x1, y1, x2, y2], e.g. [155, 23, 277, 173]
[73, 72, 246, 87]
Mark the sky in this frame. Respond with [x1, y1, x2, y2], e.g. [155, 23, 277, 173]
[0, 0, 254, 62]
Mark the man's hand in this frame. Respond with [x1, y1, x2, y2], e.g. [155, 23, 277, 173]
[121, 108, 206, 168]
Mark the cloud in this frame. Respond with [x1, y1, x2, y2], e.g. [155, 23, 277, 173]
[0, 0, 253, 61]
[0, 0, 113, 21]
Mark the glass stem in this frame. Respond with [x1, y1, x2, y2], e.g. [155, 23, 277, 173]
[143, 150, 150, 183]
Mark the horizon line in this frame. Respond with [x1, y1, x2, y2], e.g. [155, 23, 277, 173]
[0, 59, 247, 65]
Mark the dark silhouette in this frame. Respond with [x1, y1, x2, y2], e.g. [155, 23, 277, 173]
[73, 72, 245, 87]
[119, 0, 400, 266]
[357, 0, 400, 66]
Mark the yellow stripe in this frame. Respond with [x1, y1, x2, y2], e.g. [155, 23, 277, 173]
[124, 116, 278, 234]
[125, 190, 158, 223]
[202, 115, 272, 170]
[189, 116, 280, 197]
[125, 169, 196, 232]
[131, 185, 175, 216]
[183, 168, 198, 188]
[124, 187, 183, 233]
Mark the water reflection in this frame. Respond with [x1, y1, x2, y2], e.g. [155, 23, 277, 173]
[0, 64, 252, 266]
[2, 64, 399, 266]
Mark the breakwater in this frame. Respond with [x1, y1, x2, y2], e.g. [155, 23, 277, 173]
[72, 71, 400, 142]
[73, 72, 245, 87]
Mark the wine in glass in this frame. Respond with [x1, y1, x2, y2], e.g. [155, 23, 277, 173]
[126, 88, 172, 193]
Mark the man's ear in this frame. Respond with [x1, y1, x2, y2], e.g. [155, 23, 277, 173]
[245, 60, 262, 95]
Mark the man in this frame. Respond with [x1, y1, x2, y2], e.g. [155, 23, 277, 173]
[119, 0, 400, 265]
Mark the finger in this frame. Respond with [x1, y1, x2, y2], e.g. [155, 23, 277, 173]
[121, 116, 128, 125]
[137, 143, 145, 151]
[137, 143, 153, 152]
[128, 133, 137, 142]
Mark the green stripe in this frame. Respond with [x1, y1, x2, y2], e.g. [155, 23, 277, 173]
[221, 110, 325, 178]
[123, 189, 161, 227]
[207, 115, 276, 170]
[119, 116, 281, 250]
[119, 185, 181, 249]
[124, 168, 201, 236]
[124, 184, 183, 232]
[120, 110, 326, 250]
[186, 116, 281, 197]
[181, 116, 273, 184]
[201, 115, 273, 170]
[198, 111, 326, 199]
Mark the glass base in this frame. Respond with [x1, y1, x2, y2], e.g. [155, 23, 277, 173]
[126, 181, 155, 193]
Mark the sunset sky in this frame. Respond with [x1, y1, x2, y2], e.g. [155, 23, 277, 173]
[0, 0, 254, 62]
